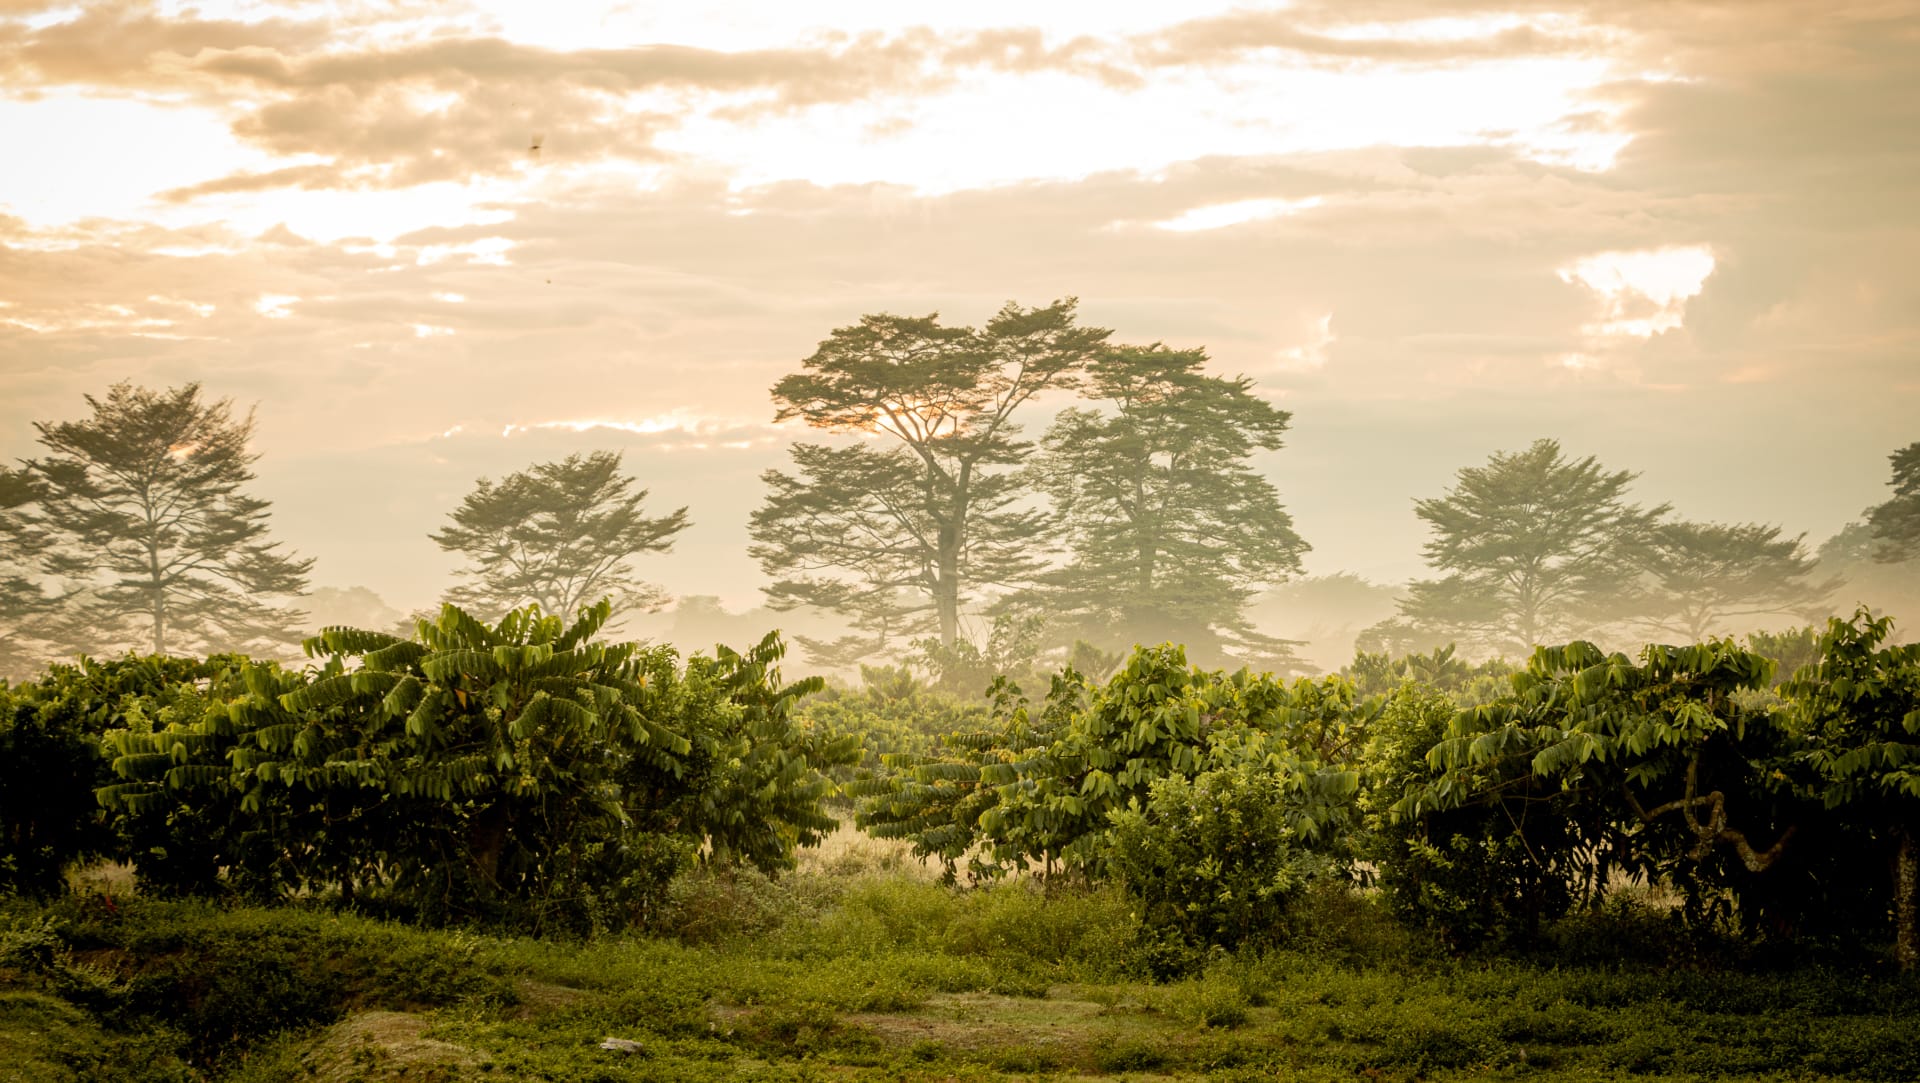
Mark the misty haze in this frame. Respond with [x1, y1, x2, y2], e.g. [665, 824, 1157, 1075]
[2, 2, 1918, 1080]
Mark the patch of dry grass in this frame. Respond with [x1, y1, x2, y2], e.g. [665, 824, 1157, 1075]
[793, 821, 942, 880]
[291, 1011, 477, 1082]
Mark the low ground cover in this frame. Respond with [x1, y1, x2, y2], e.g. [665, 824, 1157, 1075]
[4, 856, 1917, 1083]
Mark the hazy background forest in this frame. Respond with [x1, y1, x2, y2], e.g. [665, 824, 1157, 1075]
[1, 364, 1917, 687]
[3, 1, 1918, 684]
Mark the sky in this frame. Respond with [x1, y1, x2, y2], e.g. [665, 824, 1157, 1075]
[1, 0, 1916, 619]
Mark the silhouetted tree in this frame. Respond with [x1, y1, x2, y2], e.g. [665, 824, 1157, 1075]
[0, 467, 53, 678]
[1815, 521, 1920, 631]
[1867, 441, 1920, 562]
[752, 299, 1109, 653]
[432, 451, 687, 620]
[1400, 438, 1665, 655]
[19, 383, 311, 657]
[1021, 343, 1309, 669]
[1636, 521, 1837, 640]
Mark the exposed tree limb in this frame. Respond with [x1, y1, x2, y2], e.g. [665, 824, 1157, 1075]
[1623, 754, 1795, 873]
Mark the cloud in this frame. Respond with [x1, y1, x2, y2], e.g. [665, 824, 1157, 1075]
[0, 1, 1655, 203]
[158, 164, 350, 203]
[1559, 245, 1716, 338]
[0, 2, 325, 89]
[1149, 196, 1325, 232]
[1274, 313, 1337, 372]
[1140, 9, 1618, 68]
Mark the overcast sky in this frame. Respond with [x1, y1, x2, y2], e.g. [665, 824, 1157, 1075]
[1, 0, 1915, 613]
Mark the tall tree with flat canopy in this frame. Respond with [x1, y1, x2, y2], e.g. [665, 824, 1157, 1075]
[1866, 441, 1920, 563]
[432, 450, 688, 621]
[752, 299, 1110, 653]
[1636, 520, 1838, 641]
[20, 382, 312, 657]
[1022, 343, 1310, 669]
[1401, 438, 1666, 657]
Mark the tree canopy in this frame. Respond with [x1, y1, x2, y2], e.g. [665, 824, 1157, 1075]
[1866, 441, 1920, 563]
[1400, 438, 1665, 655]
[0, 466, 52, 679]
[753, 299, 1110, 657]
[17, 382, 311, 658]
[1815, 521, 1920, 629]
[432, 450, 688, 621]
[1022, 343, 1309, 669]
[1636, 520, 1836, 640]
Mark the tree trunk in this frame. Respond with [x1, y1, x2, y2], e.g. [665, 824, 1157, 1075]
[1897, 828, 1918, 972]
[935, 523, 960, 648]
[468, 806, 511, 896]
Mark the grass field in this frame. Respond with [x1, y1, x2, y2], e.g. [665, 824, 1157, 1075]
[3, 837, 1917, 1082]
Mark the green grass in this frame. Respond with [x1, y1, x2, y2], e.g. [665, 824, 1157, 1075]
[4, 866, 1919, 1081]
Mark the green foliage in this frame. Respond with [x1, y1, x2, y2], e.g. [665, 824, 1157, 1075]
[794, 666, 990, 785]
[681, 630, 860, 872]
[1785, 609, 1920, 967]
[1360, 685, 1516, 941]
[0, 655, 230, 896]
[859, 644, 1377, 909]
[1386, 638, 1808, 944]
[430, 450, 688, 620]
[849, 671, 1070, 882]
[909, 612, 1046, 697]
[1747, 624, 1823, 682]
[1343, 643, 1514, 704]
[1107, 760, 1351, 949]
[91, 602, 855, 931]
[1362, 614, 1920, 962]
[1791, 610, 1920, 806]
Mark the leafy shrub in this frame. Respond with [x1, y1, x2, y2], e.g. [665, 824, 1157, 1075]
[1106, 761, 1350, 949]
[89, 604, 857, 932]
[861, 644, 1377, 897]
[1368, 679, 1605, 949]
[1159, 975, 1252, 1029]
[656, 864, 838, 946]
[0, 656, 232, 896]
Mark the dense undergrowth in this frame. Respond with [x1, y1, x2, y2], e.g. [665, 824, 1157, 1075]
[5, 604, 1920, 1078]
[4, 858, 1920, 1083]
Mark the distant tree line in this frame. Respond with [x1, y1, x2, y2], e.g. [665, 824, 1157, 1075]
[750, 299, 1915, 675]
[1369, 437, 1851, 659]
[0, 300, 1914, 684]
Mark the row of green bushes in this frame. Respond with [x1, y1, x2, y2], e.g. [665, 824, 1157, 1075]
[0, 602, 856, 934]
[3, 599, 1916, 971]
[854, 610, 1920, 967]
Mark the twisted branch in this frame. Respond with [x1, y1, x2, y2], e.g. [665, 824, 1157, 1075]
[1623, 754, 1795, 873]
